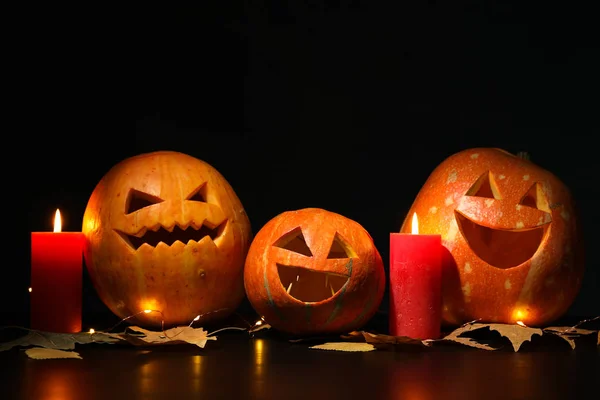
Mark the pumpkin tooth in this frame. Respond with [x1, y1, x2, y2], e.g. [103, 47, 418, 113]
[160, 224, 176, 233]
[189, 220, 204, 230]
[150, 224, 165, 232]
[176, 222, 191, 231]
[134, 227, 148, 237]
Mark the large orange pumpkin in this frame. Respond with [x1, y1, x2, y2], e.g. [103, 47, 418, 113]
[82, 151, 252, 328]
[244, 208, 386, 336]
[400, 148, 584, 327]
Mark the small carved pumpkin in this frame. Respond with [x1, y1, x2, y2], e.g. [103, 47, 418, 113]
[244, 208, 385, 336]
[401, 148, 584, 326]
[82, 151, 252, 328]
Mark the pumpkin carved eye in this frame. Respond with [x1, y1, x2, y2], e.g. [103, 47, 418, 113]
[465, 171, 502, 199]
[186, 183, 208, 203]
[519, 183, 551, 212]
[126, 189, 164, 214]
[274, 228, 353, 303]
[274, 227, 313, 256]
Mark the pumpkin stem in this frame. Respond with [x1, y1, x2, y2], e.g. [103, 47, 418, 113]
[517, 151, 530, 161]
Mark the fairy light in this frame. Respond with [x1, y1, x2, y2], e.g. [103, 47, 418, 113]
[188, 314, 201, 327]
[28, 287, 32, 293]
[83, 307, 270, 341]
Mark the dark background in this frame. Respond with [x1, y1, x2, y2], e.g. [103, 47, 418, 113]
[8, 2, 599, 326]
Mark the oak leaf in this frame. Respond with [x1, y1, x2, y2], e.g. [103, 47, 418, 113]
[116, 326, 216, 348]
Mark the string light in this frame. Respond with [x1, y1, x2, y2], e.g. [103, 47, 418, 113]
[87, 307, 265, 341]
[559, 315, 600, 334]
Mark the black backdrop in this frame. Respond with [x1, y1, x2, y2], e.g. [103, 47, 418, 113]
[8, 2, 599, 324]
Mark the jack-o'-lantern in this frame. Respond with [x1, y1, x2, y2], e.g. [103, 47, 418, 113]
[244, 208, 385, 336]
[400, 148, 583, 327]
[82, 151, 252, 328]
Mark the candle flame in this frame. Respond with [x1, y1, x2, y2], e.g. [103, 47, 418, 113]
[411, 212, 419, 234]
[53, 209, 62, 233]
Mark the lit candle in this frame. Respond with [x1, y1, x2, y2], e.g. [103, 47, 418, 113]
[389, 212, 442, 339]
[30, 209, 84, 333]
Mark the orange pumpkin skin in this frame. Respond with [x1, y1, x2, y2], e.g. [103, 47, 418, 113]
[82, 151, 252, 328]
[401, 148, 584, 327]
[244, 208, 386, 336]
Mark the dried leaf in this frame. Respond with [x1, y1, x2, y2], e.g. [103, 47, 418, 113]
[0, 329, 120, 352]
[25, 348, 82, 360]
[343, 331, 425, 346]
[310, 342, 376, 352]
[430, 322, 543, 351]
[116, 326, 216, 348]
[543, 326, 597, 350]
[431, 323, 498, 351]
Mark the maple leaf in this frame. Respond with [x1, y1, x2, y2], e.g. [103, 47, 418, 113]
[429, 322, 543, 351]
[116, 326, 216, 348]
[0, 329, 120, 352]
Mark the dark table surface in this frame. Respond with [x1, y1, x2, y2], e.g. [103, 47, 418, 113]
[0, 312, 599, 400]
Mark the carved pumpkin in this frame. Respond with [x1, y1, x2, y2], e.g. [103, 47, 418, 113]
[400, 148, 584, 326]
[244, 208, 385, 336]
[82, 151, 252, 328]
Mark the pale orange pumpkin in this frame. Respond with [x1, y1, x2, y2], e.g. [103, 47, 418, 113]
[82, 151, 252, 328]
[244, 208, 386, 336]
[400, 148, 584, 327]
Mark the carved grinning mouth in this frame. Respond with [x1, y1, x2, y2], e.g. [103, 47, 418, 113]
[116, 220, 226, 250]
[455, 212, 547, 269]
[277, 264, 349, 303]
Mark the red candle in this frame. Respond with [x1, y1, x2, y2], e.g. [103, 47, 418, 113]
[389, 212, 442, 339]
[30, 209, 84, 333]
